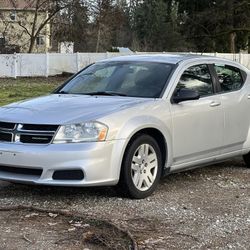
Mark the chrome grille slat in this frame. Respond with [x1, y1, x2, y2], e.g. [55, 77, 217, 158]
[16, 131, 55, 136]
[0, 122, 59, 144]
[17, 129, 57, 134]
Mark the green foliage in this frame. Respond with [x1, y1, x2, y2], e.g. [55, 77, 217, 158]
[134, 0, 167, 50]
[53, 0, 250, 53]
[177, 0, 250, 52]
[132, 0, 192, 51]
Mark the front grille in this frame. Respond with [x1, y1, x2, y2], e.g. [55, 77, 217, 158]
[0, 165, 42, 177]
[0, 122, 59, 144]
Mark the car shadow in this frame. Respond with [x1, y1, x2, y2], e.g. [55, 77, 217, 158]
[0, 157, 247, 200]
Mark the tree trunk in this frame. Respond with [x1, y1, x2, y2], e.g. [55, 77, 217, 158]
[212, 39, 216, 52]
[248, 36, 250, 53]
[27, 0, 40, 53]
[28, 36, 36, 53]
[229, 32, 236, 53]
[96, 25, 101, 52]
[242, 32, 249, 52]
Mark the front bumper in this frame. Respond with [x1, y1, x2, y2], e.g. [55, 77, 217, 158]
[0, 140, 123, 186]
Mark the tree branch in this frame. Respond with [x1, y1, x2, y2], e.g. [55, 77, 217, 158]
[34, 5, 69, 38]
[186, 16, 212, 36]
[17, 22, 32, 37]
[37, 0, 51, 10]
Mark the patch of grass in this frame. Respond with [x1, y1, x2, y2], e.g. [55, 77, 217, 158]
[0, 77, 68, 106]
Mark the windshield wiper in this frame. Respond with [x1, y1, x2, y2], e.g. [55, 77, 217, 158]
[57, 90, 69, 94]
[84, 91, 127, 97]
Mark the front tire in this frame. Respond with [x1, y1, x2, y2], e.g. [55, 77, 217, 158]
[243, 152, 250, 168]
[119, 134, 162, 199]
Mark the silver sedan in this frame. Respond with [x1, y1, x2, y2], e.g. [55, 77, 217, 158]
[0, 54, 250, 198]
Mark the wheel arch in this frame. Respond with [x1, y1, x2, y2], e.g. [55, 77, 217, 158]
[109, 116, 173, 183]
[124, 128, 168, 174]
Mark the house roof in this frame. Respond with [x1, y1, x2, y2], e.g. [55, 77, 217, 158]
[0, 0, 36, 10]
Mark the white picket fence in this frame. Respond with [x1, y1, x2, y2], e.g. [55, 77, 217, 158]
[0, 52, 249, 78]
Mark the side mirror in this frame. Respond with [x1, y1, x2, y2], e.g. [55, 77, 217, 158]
[173, 88, 200, 104]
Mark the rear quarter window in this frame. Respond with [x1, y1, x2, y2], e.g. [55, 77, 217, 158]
[214, 64, 245, 93]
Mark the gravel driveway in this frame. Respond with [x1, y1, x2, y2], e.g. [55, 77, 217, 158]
[0, 158, 249, 249]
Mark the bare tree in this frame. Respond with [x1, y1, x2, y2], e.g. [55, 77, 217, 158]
[88, 0, 114, 52]
[52, 0, 89, 52]
[15, 0, 72, 53]
[87, 0, 131, 52]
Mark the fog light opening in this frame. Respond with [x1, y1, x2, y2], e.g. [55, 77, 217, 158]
[52, 170, 84, 181]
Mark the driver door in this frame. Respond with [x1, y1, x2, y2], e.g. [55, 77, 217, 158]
[170, 64, 224, 167]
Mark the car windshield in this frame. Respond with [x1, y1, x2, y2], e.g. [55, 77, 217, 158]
[56, 61, 174, 98]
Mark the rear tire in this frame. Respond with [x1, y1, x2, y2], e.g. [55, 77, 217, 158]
[119, 134, 162, 199]
[243, 152, 250, 168]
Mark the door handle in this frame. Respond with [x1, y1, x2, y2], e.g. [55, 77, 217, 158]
[248, 95, 250, 99]
[210, 101, 221, 107]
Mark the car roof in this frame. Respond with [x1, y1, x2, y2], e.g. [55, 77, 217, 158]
[100, 53, 249, 73]
[101, 53, 216, 64]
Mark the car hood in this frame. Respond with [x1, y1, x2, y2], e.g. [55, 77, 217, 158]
[0, 94, 152, 124]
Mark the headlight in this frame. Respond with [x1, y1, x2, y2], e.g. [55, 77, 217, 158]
[53, 122, 108, 143]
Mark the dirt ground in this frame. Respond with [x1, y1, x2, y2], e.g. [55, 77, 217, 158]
[0, 208, 133, 250]
[0, 158, 249, 250]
